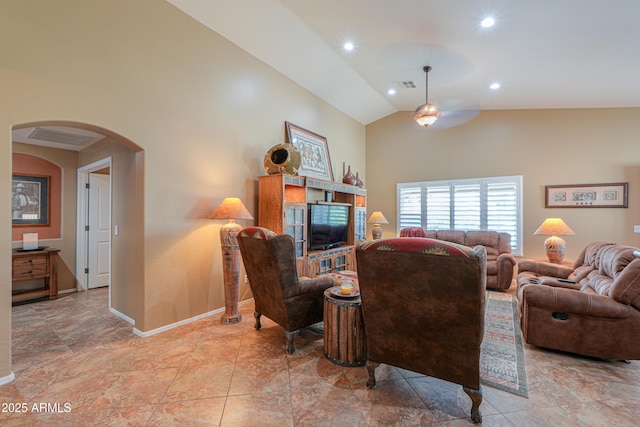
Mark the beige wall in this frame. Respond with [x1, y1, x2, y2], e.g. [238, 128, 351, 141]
[0, 121, 10, 380]
[11, 143, 79, 292]
[78, 137, 144, 323]
[366, 109, 640, 260]
[0, 0, 365, 378]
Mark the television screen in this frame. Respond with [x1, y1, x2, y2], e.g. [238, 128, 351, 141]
[308, 203, 349, 250]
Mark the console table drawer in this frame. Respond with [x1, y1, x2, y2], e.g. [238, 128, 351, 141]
[13, 255, 47, 268]
[13, 264, 48, 279]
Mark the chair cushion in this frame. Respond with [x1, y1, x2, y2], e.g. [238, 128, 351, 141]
[466, 231, 500, 258]
[399, 227, 427, 237]
[239, 226, 277, 240]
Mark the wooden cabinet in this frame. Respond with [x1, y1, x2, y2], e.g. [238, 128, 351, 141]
[12, 248, 60, 304]
[308, 246, 355, 277]
[259, 174, 366, 277]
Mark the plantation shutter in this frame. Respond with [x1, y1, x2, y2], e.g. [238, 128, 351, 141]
[425, 184, 451, 229]
[453, 183, 481, 230]
[486, 179, 520, 251]
[398, 186, 422, 228]
[397, 175, 522, 255]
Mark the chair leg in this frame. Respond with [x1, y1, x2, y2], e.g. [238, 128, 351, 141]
[366, 361, 380, 389]
[284, 329, 299, 354]
[254, 312, 262, 330]
[463, 386, 483, 424]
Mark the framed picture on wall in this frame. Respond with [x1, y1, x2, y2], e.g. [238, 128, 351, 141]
[285, 121, 334, 181]
[545, 182, 628, 208]
[12, 174, 50, 226]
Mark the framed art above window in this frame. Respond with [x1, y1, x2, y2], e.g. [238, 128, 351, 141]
[545, 182, 628, 208]
[12, 174, 50, 226]
[285, 121, 334, 181]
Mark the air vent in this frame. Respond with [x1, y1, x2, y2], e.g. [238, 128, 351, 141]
[27, 128, 93, 146]
[397, 81, 417, 89]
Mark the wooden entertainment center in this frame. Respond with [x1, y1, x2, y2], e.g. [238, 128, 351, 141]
[258, 174, 366, 277]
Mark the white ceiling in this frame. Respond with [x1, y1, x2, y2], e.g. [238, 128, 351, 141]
[168, 0, 640, 125]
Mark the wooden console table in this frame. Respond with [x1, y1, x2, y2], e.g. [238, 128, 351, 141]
[12, 248, 60, 304]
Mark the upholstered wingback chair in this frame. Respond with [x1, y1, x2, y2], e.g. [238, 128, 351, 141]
[237, 226, 334, 354]
[356, 237, 487, 424]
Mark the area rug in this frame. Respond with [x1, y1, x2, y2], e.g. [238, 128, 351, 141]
[480, 291, 529, 398]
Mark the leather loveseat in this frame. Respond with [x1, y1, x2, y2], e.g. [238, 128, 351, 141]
[517, 241, 640, 359]
[400, 228, 516, 290]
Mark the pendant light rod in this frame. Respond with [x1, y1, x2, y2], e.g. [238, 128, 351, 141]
[423, 65, 432, 103]
[413, 65, 439, 128]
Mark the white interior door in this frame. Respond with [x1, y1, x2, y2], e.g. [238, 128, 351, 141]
[88, 172, 111, 289]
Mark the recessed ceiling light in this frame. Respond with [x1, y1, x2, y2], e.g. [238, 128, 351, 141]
[481, 17, 495, 28]
[387, 89, 396, 95]
[343, 41, 354, 51]
[490, 82, 501, 90]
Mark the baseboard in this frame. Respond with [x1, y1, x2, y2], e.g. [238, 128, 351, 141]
[58, 288, 76, 295]
[133, 298, 254, 338]
[0, 372, 15, 386]
[109, 307, 135, 325]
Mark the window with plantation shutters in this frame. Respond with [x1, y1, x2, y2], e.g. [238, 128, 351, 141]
[397, 175, 523, 255]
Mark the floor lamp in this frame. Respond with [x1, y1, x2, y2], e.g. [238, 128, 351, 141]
[212, 197, 254, 323]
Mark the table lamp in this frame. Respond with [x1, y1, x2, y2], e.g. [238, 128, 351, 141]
[534, 217, 575, 264]
[367, 211, 388, 240]
[212, 197, 254, 323]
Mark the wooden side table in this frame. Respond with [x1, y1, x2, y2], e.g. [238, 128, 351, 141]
[323, 287, 367, 367]
[12, 247, 60, 304]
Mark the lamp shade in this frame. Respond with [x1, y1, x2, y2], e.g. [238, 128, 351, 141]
[212, 197, 254, 220]
[533, 218, 575, 236]
[367, 211, 389, 224]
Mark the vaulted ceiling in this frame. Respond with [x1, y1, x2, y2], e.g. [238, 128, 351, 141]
[169, 0, 640, 125]
[14, 1, 640, 148]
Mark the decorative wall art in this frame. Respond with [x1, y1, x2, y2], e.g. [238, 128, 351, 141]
[12, 174, 50, 225]
[545, 182, 628, 208]
[285, 121, 334, 181]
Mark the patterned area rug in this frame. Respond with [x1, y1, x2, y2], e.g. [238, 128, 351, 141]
[480, 291, 529, 398]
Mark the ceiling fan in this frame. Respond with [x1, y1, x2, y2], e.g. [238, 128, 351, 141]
[413, 65, 480, 129]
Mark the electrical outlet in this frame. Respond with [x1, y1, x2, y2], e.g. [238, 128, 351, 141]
[634, 225, 640, 233]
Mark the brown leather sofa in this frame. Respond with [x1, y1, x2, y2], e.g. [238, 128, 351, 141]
[517, 241, 640, 359]
[400, 228, 516, 290]
[237, 226, 335, 354]
[356, 237, 487, 424]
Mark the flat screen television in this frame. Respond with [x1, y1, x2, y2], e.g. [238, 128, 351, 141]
[307, 203, 349, 250]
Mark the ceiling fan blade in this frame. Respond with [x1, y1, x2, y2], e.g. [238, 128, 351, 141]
[430, 99, 481, 129]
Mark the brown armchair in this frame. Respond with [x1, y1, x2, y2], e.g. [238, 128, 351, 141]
[237, 226, 334, 354]
[356, 237, 487, 424]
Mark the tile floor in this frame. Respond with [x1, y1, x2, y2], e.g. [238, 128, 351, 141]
[2, 287, 640, 426]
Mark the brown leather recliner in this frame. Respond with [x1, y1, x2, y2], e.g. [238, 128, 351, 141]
[400, 228, 515, 291]
[517, 242, 640, 360]
[237, 226, 334, 354]
[356, 237, 487, 424]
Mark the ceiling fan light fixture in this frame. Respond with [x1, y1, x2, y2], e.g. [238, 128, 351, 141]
[413, 103, 440, 127]
[414, 65, 439, 127]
